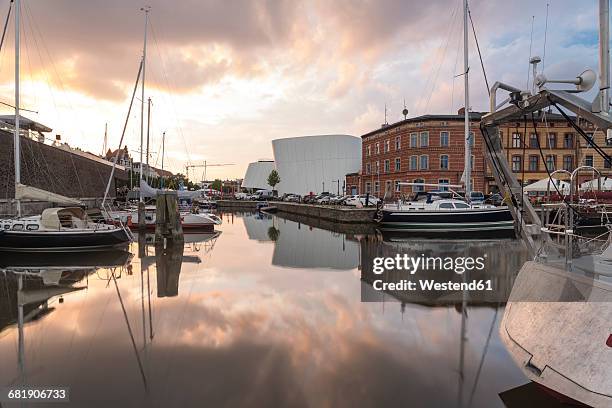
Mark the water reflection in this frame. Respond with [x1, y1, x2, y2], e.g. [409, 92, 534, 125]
[0, 213, 541, 407]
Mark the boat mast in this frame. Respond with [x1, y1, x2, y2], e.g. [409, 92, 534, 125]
[161, 131, 165, 188]
[463, 0, 472, 198]
[139, 6, 150, 203]
[14, 0, 20, 216]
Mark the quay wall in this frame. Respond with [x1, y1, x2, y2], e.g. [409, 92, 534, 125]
[274, 202, 376, 224]
[217, 200, 259, 209]
[0, 130, 128, 204]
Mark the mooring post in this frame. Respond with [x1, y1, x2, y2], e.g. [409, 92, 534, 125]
[155, 191, 183, 244]
[138, 201, 146, 231]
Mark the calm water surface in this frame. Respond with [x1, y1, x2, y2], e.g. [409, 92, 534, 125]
[0, 211, 532, 407]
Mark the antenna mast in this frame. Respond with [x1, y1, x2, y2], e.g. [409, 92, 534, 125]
[463, 0, 472, 196]
[13, 0, 20, 216]
[139, 5, 150, 202]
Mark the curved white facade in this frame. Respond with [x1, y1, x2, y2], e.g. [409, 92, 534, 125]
[242, 160, 275, 190]
[272, 135, 361, 195]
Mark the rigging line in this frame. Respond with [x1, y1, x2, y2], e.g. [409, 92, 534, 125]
[419, 0, 461, 115]
[24, 2, 85, 140]
[149, 19, 192, 166]
[467, 6, 490, 96]
[551, 101, 612, 163]
[467, 308, 498, 408]
[111, 270, 148, 391]
[530, 111, 581, 216]
[0, 1, 12, 56]
[542, 3, 550, 73]
[526, 15, 535, 90]
[102, 59, 143, 206]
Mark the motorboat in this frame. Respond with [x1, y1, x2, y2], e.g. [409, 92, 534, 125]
[115, 205, 221, 231]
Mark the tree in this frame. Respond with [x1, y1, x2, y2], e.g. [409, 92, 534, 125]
[211, 179, 223, 191]
[267, 170, 281, 192]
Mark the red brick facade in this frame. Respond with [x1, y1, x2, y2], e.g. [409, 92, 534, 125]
[351, 113, 487, 199]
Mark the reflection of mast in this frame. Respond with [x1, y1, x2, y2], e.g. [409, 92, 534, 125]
[17, 274, 24, 384]
[457, 270, 467, 408]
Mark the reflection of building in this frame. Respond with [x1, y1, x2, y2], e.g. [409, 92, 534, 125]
[242, 213, 275, 242]
[272, 135, 361, 195]
[271, 218, 359, 270]
[360, 236, 528, 305]
[242, 160, 275, 191]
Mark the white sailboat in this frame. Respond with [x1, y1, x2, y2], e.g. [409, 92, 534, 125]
[0, 0, 131, 251]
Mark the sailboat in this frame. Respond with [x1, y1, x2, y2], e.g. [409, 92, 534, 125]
[376, 0, 513, 236]
[0, 0, 131, 251]
[105, 8, 221, 232]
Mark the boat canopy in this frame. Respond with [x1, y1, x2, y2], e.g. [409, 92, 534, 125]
[16, 183, 82, 206]
[523, 178, 570, 193]
[41, 207, 88, 230]
[579, 176, 612, 191]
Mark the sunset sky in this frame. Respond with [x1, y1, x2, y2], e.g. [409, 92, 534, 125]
[0, 0, 604, 180]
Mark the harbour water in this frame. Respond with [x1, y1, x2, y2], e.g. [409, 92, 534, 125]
[0, 211, 535, 407]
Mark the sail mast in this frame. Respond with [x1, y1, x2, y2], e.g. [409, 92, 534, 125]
[139, 6, 150, 203]
[14, 0, 20, 216]
[463, 0, 472, 197]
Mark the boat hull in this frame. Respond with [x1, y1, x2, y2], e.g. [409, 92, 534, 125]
[0, 228, 131, 252]
[378, 207, 515, 235]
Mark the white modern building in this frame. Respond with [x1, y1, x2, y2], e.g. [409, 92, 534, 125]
[272, 135, 361, 195]
[242, 160, 276, 191]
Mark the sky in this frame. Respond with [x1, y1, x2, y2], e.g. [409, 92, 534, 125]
[0, 0, 605, 180]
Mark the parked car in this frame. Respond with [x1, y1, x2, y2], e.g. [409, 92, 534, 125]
[282, 193, 301, 202]
[234, 192, 249, 200]
[468, 191, 485, 204]
[344, 194, 380, 207]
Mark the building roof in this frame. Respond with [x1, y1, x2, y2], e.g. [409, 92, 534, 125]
[0, 114, 52, 133]
[361, 111, 573, 138]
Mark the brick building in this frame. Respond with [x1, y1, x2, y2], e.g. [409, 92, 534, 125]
[346, 111, 612, 198]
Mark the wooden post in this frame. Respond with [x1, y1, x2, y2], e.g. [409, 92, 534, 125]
[138, 201, 146, 231]
[155, 191, 183, 243]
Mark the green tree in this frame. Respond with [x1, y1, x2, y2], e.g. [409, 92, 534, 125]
[211, 179, 223, 191]
[267, 170, 281, 192]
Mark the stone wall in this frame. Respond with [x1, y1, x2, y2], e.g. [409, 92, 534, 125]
[274, 202, 376, 223]
[0, 130, 128, 203]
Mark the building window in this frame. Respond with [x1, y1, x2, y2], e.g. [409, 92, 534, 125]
[420, 132, 429, 147]
[607, 135, 612, 146]
[385, 140, 390, 153]
[564, 133, 574, 148]
[440, 154, 449, 170]
[511, 155, 522, 172]
[365, 182, 371, 193]
[420, 155, 429, 170]
[375, 143, 380, 154]
[374, 181, 380, 194]
[440, 131, 449, 147]
[366, 145, 371, 157]
[529, 133, 538, 148]
[546, 155, 556, 171]
[563, 155, 573, 171]
[395, 180, 401, 192]
[585, 155, 594, 167]
[366, 162, 371, 175]
[410, 133, 418, 148]
[395, 136, 401, 150]
[547, 133, 557, 149]
[512, 133, 521, 148]
[413, 178, 425, 192]
[384, 159, 390, 173]
[394, 157, 401, 171]
[438, 179, 450, 191]
[586, 133, 594, 147]
[385, 180, 392, 195]
[410, 155, 418, 170]
[529, 155, 539, 171]
[375, 161, 380, 174]
[605, 158, 612, 168]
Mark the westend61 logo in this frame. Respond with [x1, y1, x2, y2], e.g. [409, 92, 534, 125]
[372, 254, 487, 275]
